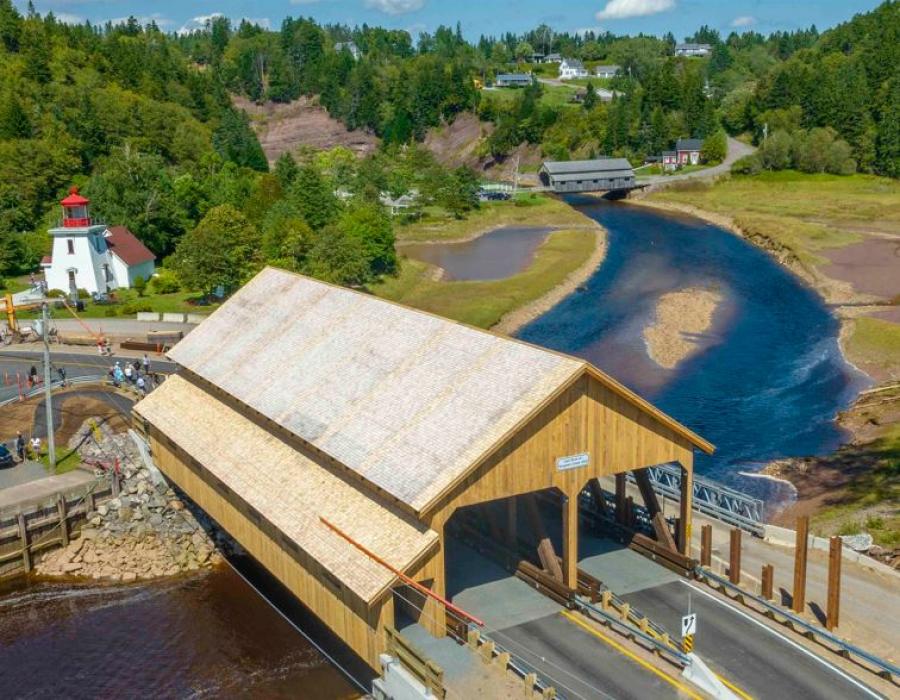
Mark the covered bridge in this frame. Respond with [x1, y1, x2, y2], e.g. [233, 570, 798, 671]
[539, 158, 636, 193]
[133, 267, 712, 670]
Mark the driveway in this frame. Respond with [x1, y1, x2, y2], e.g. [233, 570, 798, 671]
[638, 136, 756, 185]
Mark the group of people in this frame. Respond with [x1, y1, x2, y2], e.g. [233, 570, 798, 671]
[109, 353, 154, 394]
[12, 431, 43, 462]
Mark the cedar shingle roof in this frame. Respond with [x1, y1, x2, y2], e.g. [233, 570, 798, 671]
[165, 268, 712, 515]
[135, 374, 438, 603]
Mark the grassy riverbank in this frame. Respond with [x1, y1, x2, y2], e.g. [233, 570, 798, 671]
[373, 228, 599, 329]
[646, 171, 900, 550]
[372, 193, 605, 330]
[395, 194, 594, 243]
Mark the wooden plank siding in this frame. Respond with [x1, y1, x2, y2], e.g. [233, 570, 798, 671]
[148, 432, 395, 670]
[424, 373, 694, 522]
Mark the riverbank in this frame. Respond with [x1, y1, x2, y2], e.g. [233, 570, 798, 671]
[642, 286, 724, 369]
[374, 194, 607, 332]
[635, 172, 899, 546]
[33, 418, 228, 582]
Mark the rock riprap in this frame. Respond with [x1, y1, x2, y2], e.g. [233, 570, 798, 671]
[35, 418, 237, 582]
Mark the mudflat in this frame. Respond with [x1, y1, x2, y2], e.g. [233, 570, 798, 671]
[642, 287, 723, 369]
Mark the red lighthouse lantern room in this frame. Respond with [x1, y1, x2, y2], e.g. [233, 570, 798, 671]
[60, 186, 91, 227]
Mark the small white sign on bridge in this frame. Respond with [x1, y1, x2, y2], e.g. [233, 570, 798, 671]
[556, 452, 590, 471]
[681, 613, 697, 638]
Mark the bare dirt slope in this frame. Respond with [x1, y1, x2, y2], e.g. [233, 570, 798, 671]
[424, 112, 542, 183]
[233, 95, 379, 163]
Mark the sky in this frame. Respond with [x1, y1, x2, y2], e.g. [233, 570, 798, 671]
[21, 0, 882, 40]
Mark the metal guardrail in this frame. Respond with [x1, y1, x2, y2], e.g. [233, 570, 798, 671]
[696, 567, 899, 681]
[574, 597, 690, 667]
[628, 463, 765, 536]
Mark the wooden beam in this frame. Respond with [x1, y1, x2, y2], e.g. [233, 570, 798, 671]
[562, 494, 578, 590]
[678, 465, 693, 555]
[523, 495, 563, 583]
[827, 536, 842, 630]
[633, 468, 661, 517]
[17, 512, 31, 573]
[651, 512, 678, 552]
[587, 479, 610, 517]
[615, 474, 627, 524]
[793, 516, 809, 614]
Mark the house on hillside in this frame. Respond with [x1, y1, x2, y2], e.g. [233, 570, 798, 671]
[543, 52, 562, 63]
[559, 58, 588, 80]
[675, 43, 711, 57]
[334, 41, 361, 60]
[495, 73, 532, 88]
[661, 139, 703, 170]
[42, 187, 155, 297]
[594, 64, 620, 79]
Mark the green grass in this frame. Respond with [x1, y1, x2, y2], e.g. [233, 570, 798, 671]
[39, 447, 83, 475]
[372, 227, 597, 328]
[18, 288, 220, 320]
[846, 318, 900, 374]
[813, 422, 900, 547]
[396, 195, 589, 243]
[482, 83, 581, 110]
[649, 171, 900, 268]
[0, 275, 30, 296]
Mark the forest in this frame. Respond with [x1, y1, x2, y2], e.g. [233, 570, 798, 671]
[0, 0, 897, 287]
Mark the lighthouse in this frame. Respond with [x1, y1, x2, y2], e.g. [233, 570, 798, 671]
[42, 187, 156, 299]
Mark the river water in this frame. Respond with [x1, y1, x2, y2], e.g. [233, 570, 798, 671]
[0, 200, 867, 697]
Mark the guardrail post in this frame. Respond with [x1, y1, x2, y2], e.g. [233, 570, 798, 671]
[467, 628, 480, 651]
[700, 524, 712, 567]
[827, 536, 842, 630]
[17, 512, 31, 572]
[620, 602, 630, 621]
[57, 495, 68, 547]
[761, 564, 774, 600]
[729, 528, 741, 585]
[524, 672, 537, 698]
[793, 516, 809, 614]
[542, 687, 557, 699]
[601, 589, 611, 612]
[480, 639, 495, 664]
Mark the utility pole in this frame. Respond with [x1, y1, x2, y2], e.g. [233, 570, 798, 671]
[42, 302, 56, 471]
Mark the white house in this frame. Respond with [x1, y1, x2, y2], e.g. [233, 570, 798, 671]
[559, 58, 588, 80]
[42, 187, 155, 297]
[594, 64, 621, 79]
[675, 43, 712, 57]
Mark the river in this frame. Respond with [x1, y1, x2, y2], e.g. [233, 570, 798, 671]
[0, 200, 867, 697]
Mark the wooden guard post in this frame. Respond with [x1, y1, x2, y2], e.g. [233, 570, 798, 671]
[826, 536, 842, 630]
[729, 528, 741, 585]
[761, 564, 774, 600]
[700, 524, 712, 567]
[793, 516, 809, 614]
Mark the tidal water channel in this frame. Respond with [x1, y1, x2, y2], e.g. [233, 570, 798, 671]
[0, 199, 866, 697]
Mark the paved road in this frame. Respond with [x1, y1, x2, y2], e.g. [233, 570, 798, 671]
[447, 537, 692, 699]
[579, 533, 882, 699]
[0, 350, 178, 404]
[637, 136, 756, 185]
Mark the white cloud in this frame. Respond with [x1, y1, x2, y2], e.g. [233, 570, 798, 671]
[54, 13, 84, 25]
[731, 15, 756, 28]
[364, 0, 425, 16]
[178, 13, 224, 36]
[595, 0, 675, 21]
[242, 17, 271, 29]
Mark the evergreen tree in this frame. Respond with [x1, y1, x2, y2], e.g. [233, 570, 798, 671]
[289, 163, 339, 230]
[0, 0, 22, 51]
[212, 108, 268, 172]
[0, 94, 32, 139]
[583, 81, 598, 111]
[274, 152, 299, 188]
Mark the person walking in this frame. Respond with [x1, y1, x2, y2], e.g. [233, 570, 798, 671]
[113, 362, 124, 388]
[57, 366, 67, 387]
[142, 353, 150, 375]
[28, 365, 38, 388]
[136, 375, 146, 395]
[15, 432, 25, 463]
[30, 435, 41, 459]
[124, 363, 133, 383]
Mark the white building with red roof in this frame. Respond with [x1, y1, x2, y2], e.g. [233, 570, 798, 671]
[42, 187, 155, 297]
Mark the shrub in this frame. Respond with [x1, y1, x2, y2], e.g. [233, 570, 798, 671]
[758, 130, 793, 170]
[148, 269, 180, 294]
[700, 130, 727, 164]
[104, 306, 119, 317]
[76, 288, 90, 299]
[46, 289, 66, 298]
[731, 154, 762, 175]
[133, 275, 147, 297]
[121, 301, 154, 315]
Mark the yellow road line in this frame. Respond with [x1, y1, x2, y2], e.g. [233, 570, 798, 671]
[559, 610, 703, 700]
[716, 672, 754, 700]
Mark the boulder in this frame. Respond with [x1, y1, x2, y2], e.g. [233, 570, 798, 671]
[118, 506, 133, 522]
[62, 562, 82, 573]
[97, 505, 109, 517]
[122, 572, 137, 582]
